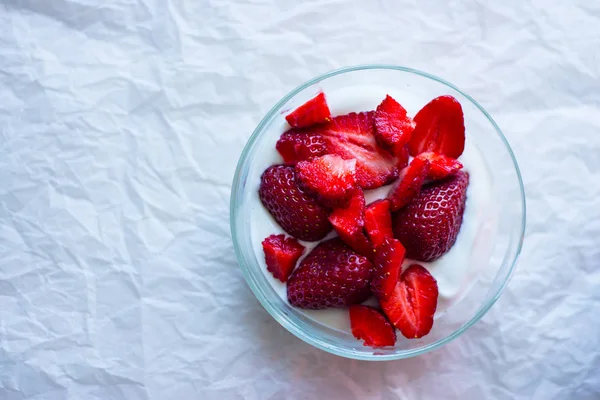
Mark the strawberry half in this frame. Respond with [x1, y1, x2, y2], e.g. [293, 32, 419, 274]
[285, 92, 332, 128]
[329, 190, 373, 257]
[380, 264, 438, 339]
[364, 199, 394, 248]
[259, 165, 332, 241]
[408, 95, 465, 159]
[261, 234, 305, 283]
[276, 130, 327, 164]
[296, 154, 358, 207]
[349, 305, 397, 347]
[416, 152, 463, 180]
[371, 237, 406, 299]
[387, 156, 431, 211]
[374, 95, 415, 154]
[313, 111, 399, 189]
[393, 171, 469, 261]
[287, 238, 374, 309]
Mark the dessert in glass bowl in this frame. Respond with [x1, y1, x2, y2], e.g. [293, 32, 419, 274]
[231, 66, 525, 360]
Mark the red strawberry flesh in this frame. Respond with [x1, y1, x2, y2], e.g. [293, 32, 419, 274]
[329, 190, 365, 236]
[287, 238, 374, 309]
[408, 95, 465, 159]
[285, 92, 332, 128]
[261, 234, 305, 283]
[393, 171, 469, 261]
[364, 199, 394, 248]
[296, 154, 357, 207]
[396, 145, 410, 170]
[276, 130, 327, 164]
[259, 165, 331, 241]
[417, 152, 464, 180]
[371, 237, 406, 299]
[329, 190, 374, 257]
[374, 95, 415, 154]
[380, 264, 438, 339]
[314, 111, 399, 189]
[349, 305, 397, 347]
[336, 229, 373, 258]
[387, 156, 431, 211]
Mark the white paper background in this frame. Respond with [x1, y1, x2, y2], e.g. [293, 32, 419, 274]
[0, 1, 599, 399]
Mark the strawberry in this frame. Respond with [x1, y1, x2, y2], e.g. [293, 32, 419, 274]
[396, 145, 410, 170]
[312, 111, 399, 189]
[287, 238, 374, 309]
[285, 92, 332, 128]
[393, 171, 469, 261]
[329, 190, 374, 257]
[408, 95, 465, 159]
[416, 152, 463, 180]
[337, 229, 373, 259]
[276, 130, 327, 164]
[296, 154, 358, 207]
[380, 264, 438, 339]
[374, 95, 415, 154]
[387, 156, 431, 211]
[259, 165, 332, 241]
[349, 305, 397, 347]
[364, 199, 394, 248]
[261, 234, 305, 283]
[371, 237, 406, 299]
[329, 190, 365, 235]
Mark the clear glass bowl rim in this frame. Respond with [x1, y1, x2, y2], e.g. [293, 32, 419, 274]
[230, 64, 526, 361]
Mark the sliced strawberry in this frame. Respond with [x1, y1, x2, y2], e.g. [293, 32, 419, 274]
[371, 237, 406, 299]
[408, 95, 465, 159]
[285, 92, 332, 128]
[296, 155, 358, 207]
[380, 264, 438, 339]
[329, 189, 365, 236]
[276, 130, 327, 164]
[261, 234, 306, 283]
[329, 190, 374, 257]
[337, 229, 373, 258]
[349, 305, 397, 347]
[364, 199, 393, 248]
[312, 112, 399, 189]
[387, 156, 431, 211]
[396, 145, 410, 170]
[416, 152, 463, 180]
[374, 95, 415, 154]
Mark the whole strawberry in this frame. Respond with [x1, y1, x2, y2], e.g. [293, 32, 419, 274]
[287, 238, 374, 309]
[259, 165, 331, 241]
[393, 171, 469, 261]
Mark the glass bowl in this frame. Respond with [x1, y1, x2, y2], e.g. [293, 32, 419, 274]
[230, 65, 525, 360]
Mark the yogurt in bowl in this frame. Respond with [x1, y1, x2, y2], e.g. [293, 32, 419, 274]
[247, 85, 494, 334]
[230, 65, 524, 360]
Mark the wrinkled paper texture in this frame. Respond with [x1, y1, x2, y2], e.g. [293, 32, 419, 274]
[0, 0, 599, 399]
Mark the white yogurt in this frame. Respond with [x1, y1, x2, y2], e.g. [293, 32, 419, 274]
[247, 86, 494, 333]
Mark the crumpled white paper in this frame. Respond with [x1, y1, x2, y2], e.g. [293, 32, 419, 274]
[0, 0, 599, 399]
